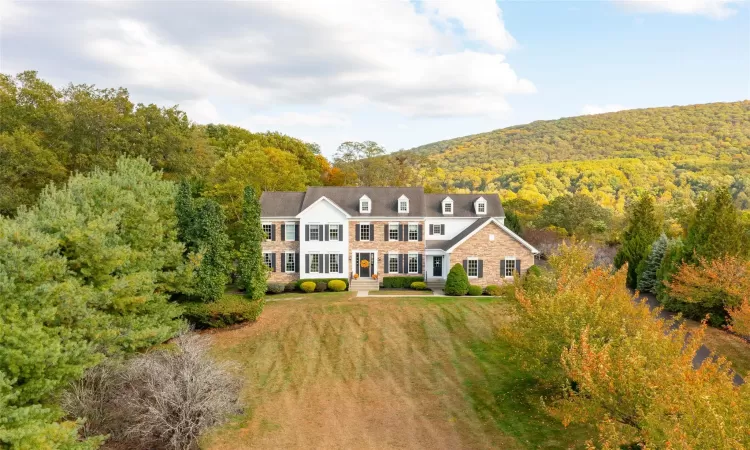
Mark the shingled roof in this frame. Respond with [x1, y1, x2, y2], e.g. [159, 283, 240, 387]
[260, 187, 505, 218]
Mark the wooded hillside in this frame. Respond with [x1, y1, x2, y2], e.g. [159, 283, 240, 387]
[401, 102, 750, 212]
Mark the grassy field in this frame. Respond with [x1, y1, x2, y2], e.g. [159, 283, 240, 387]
[201, 294, 595, 449]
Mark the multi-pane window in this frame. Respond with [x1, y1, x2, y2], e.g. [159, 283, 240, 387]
[360, 224, 370, 241]
[329, 253, 339, 273]
[285, 253, 296, 272]
[504, 259, 515, 278]
[430, 224, 441, 235]
[389, 224, 399, 241]
[408, 224, 418, 241]
[467, 259, 479, 277]
[408, 254, 419, 273]
[389, 255, 398, 273]
[262, 224, 273, 240]
[361, 200, 370, 213]
[263, 253, 273, 269]
[310, 254, 320, 273]
[399, 201, 408, 212]
[285, 223, 296, 241]
[443, 202, 452, 214]
[329, 224, 339, 241]
[477, 202, 486, 213]
[309, 225, 320, 241]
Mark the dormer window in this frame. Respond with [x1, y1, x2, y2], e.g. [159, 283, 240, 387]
[442, 197, 453, 215]
[398, 195, 409, 213]
[359, 195, 371, 214]
[475, 197, 487, 215]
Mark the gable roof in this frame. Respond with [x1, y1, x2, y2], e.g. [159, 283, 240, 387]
[295, 195, 351, 218]
[260, 187, 506, 218]
[426, 217, 539, 254]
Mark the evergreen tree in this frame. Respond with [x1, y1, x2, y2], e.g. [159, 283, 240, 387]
[637, 233, 668, 294]
[683, 187, 748, 263]
[444, 263, 470, 296]
[193, 200, 232, 302]
[614, 193, 662, 288]
[175, 180, 197, 249]
[237, 186, 267, 299]
[505, 209, 523, 234]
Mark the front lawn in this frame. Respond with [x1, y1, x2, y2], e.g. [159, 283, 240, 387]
[367, 288, 431, 296]
[201, 295, 595, 449]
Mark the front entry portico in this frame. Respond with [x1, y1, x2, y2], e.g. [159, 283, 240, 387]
[355, 252, 373, 278]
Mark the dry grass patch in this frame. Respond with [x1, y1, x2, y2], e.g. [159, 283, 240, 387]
[202, 296, 594, 449]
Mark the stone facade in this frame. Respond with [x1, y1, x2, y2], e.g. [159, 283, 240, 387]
[261, 221, 301, 284]
[449, 221, 535, 287]
[348, 221, 425, 278]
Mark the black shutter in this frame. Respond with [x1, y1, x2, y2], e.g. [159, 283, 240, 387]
[418, 225, 423, 241]
[295, 224, 299, 241]
[338, 225, 343, 241]
[305, 225, 310, 241]
[355, 224, 360, 241]
[271, 225, 276, 241]
[516, 259, 521, 276]
[428, 225, 433, 236]
[417, 254, 423, 274]
[324, 224, 329, 241]
[478, 260, 484, 278]
[272, 253, 277, 272]
[305, 254, 310, 273]
[398, 254, 403, 274]
[384, 255, 389, 273]
[399, 224, 405, 241]
[319, 225, 324, 241]
[324, 254, 330, 273]
[295, 253, 299, 272]
[384, 224, 389, 241]
[462, 259, 468, 271]
[440, 224, 445, 235]
[338, 254, 343, 273]
[281, 224, 286, 241]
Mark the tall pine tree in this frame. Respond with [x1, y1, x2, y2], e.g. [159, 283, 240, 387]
[237, 186, 267, 299]
[614, 193, 662, 288]
[636, 233, 668, 294]
[193, 200, 232, 302]
[175, 180, 197, 249]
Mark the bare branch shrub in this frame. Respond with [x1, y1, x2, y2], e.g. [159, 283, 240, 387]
[63, 333, 241, 450]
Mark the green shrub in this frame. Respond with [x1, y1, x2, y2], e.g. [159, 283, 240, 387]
[297, 278, 348, 289]
[484, 285, 502, 296]
[382, 276, 424, 289]
[314, 281, 327, 292]
[526, 265, 542, 277]
[444, 264, 469, 296]
[182, 296, 264, 329]
[410, 281, 428, 290]
[468, 285, 483, 296]
[300, 281, 316, 293]
[284, 282, 297, 292]
[266, 283, 285, 294]
[328, 280, 346, 291]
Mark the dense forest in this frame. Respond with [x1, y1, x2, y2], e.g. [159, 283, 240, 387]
[399, 101, 750, 213]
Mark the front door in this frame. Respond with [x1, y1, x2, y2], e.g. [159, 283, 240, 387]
[357, 252, 372, 278]
[432, 256, 443, 277]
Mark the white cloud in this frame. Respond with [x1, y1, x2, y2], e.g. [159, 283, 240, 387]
[180, 98, 220, 124]
[581, 104, 627, 115]
[242, 111, 351, 128]
[615, 0, 745, 19]
[2, 0, 534, 119]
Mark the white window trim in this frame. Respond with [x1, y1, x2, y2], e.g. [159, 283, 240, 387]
[467, 257, 479, 278]
[407, 223, 419, 242]
[262, 222, 273, 240]
[398, 195, 409, 213]
[328, 223, 340, 241]
[388, 222, 399, 241]
[359, 222, 371, 241]
[285, 222, 296, 241]
[388, 254, 399, 273]
[407, 252, 419, 274]
[263, 252, 273, 269]
[329, 253, 340, 273]
[309, 253, 321, 274]
[475, 199, 487, 215]
[504, 257, 516, 278]
[359, 195, 371, 214]
[430, 224, 441, 235]
[309, 223, 321, 241]
[442, 199, 453, 215]
[285, 253, 296, 273]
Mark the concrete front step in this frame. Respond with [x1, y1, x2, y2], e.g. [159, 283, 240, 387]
[350, 279, 380, 291]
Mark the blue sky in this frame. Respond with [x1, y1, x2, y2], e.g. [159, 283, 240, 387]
[2, 0, 748, 157]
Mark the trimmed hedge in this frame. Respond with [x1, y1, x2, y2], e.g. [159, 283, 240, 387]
[182, 296, 264, 329]
[484, 284, 502, 296]
[444, 264, 469, 296]
[468, 285, 483, 296]
[284, 282, 297, 292]
[410, 281, 428, 290]
[328, 280, 346, 291]
[382, 276, 424, 289]
[314, 281, 327, 292]
[266, 283, 285, 294]
[300, 281, 316, 293]
[296, 278, 348, 290]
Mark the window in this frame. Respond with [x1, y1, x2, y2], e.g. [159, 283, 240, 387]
[504, 259, 515, 278]
[389, 255, 398, 273]
[389, 223, 399, 241]
[467, 258, 478, 277]
[310, 254, 320, 273]
[309, 225, 320, 241]
[285, 222, 296, 241]
[361, 201, 369, 212]
[360, 224, 370, 241]
[477, 202, 486, 213]
[430, 224, 441, 235]
[329, 254, 339, 273]
[329, 224, 339, 241]
[408, 253, 419, 274]
[475, 198, 487, 215]
[263, 253, 273, 269]
[360, 195, 371, 213]
[285, 253, 296, 273]
[262, 224, 273, 240]
[408, 224, 418, 241]
[442, 198, 453, 214]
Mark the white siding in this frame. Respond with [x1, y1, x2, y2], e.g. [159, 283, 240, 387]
[298, 200, 349, 278]
[425, 217, 505, 241]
